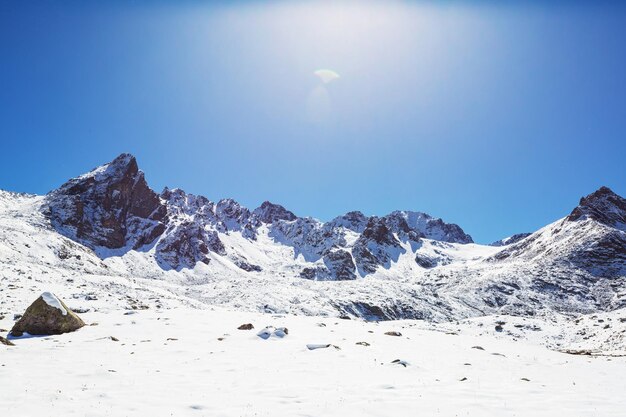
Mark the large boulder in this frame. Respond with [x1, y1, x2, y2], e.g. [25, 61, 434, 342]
[10, 292, 85, 337]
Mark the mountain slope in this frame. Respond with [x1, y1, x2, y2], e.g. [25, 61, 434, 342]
[1, 154, 625, 321]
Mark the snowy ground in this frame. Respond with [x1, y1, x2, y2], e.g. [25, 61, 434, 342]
[2, 307, 626, 417]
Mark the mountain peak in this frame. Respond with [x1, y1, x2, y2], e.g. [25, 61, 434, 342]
[253, 201, 297, 223]
[98, 153, 138, 176]
[490, 232, 532, 247]
[45, 152, 166, 250]
[567, 186, 626, 229]
[110, 152, 137, 167]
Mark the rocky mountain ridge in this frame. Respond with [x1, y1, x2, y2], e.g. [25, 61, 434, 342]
[44, 154, 475, 278]
[1, 154, 624, 321]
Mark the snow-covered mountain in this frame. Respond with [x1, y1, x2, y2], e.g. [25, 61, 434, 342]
[1, 154, 625, 321]
[43, 153, 475, 278]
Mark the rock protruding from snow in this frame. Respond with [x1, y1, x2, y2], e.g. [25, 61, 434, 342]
[156, 220, 225, 270]
[352, 217, 405, 275]
[45, 153, 167, 251]
[323, 250, 357, 280]
[0, 336, 14, 346]
[253, 201, 297, 224]
[10, 293, 85, 337]
[567, 186, 626, 230]
[490, 233, 532, 247]
[384, 211, 473, 244]
[300, 249, 357, 281]
[328, 211, 369, 233]
[215, 198, 259, 239]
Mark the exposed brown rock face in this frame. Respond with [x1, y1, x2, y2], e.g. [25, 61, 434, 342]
[323, 250, 356, 280]
[156, 220, 225, 270]
[40, 153, 479, 276]
[567, 186, 626, 229]
[10, 293, 85, 337]
[45, 153, 167, 251]
[253, 201, 297, 223]
[352, 217, 405, 275]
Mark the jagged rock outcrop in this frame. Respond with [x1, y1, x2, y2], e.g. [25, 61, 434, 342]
[300, 249, 357, 280]
[156, 188, 227, 269]
[385, 211, 473, 244]
[156, 220, 225, 270]
[253, 201, 297, 223]
[491, 233, 532, 247]
[490, 187, 626, 278]
[45, 154, 167, 251]
[10, 292, 85, 337]
[328, 211, 369, 233]
[215, 199, 259, 239]
[269, 217, 346, 261]
[6, 155, 626, 320]
[234, 259, 263, 272]
[323, 250, 357, 280]
[380, 212, 422, 243]
[567, 186, 626, 229]
[415, 253, 439, 269]
[352, 217, 405, 275]
[41, 153, 478, 276]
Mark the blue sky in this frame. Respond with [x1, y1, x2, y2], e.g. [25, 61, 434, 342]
[1, 1, 625, 243]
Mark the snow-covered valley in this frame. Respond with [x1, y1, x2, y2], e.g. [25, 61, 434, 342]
[2, 307, 626, 417]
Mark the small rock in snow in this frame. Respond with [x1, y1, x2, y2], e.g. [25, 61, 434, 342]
[307, 344, 331, 350]
[385, 331, 402, 337]
[238, 323, 254, 330]
[273, 327, 288, 338]
[257, 327, 273, 340]
[0, 336, 15, 346]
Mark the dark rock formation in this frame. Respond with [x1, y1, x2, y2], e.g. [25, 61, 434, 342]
[234, 259, 262, 272]
[490, 233, 532, 247]
[156, 221, 224, 270]
[10, 292, 85, 337]
[253, 201, 297, 223]
[489, 186, 626, 279]
[299, 250, 357, 281]
[0, 336, 14, 346]
[383, 211, 473, 244]
[328, 211, 369, 233]
[45, 153, 167, 251]
[352, 217, 405, 275]
[415, 253, 439, 269]
[215, 198, 259, 239]
[567, 186, 626, 229]
[323, 250, 356, 280]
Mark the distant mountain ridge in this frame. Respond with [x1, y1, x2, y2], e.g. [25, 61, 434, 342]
[1, 153, 624, 321]
[44, 153, 474, 278]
